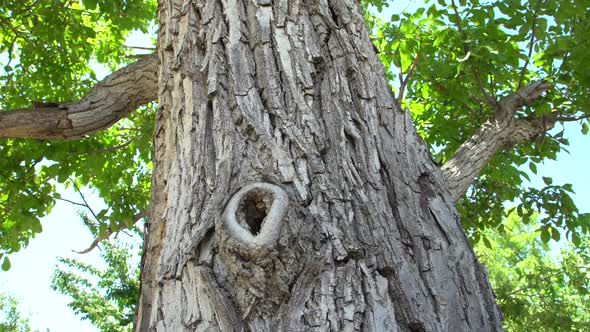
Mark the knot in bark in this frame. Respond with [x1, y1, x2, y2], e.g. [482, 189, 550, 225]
[222, 182, 289, 248]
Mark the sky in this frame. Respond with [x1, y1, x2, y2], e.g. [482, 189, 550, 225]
[0, 188, 104, 332]
[1, 2, 589, 332]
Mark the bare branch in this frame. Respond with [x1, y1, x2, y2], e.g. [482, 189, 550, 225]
[55, 197, 87, 208]
[0, 54, 157, 140]
[397, 55, 419, 104]
[70, 180, 99, 222]
[74, 209, 147, 254]
[442, 80, 552, 202]
[517, 5, 540, 89]
[124, 45, 156, 51]
[554, 113, 590, 122]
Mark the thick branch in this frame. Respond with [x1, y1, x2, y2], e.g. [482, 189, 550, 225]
[498, 80, 551, 113]
[0, 54, 158, 140]
[442, 80, 552, 202]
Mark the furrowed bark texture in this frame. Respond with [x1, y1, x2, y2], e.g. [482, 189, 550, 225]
[136, 0, 503, 331]
[0, 54, 157, 140]
[442, 80, 552, 202]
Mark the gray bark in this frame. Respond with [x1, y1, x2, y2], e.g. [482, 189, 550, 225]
[442, 80, 553, 202]
[136, 0, 502, 331]
[0, 54, 157, 140]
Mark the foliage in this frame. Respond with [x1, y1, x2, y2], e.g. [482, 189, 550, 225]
[0, 1, 156, 267]
[476, 213, 590, 331]
[0, 293, 35, 332]
[0, 103, 154, 270]
[51, 239, 140, 332]
[366, 0, 590, 243]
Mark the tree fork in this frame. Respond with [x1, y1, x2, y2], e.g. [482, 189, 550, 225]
[136, 0, 502, 330]
[442, 80, 553, 202]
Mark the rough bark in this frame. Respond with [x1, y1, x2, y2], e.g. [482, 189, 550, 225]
[0, 54, 157, 140]
[136, 0, 502, 331]
[441, 80, 553, 202]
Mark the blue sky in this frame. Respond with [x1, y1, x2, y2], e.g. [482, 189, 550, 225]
[1, 2, 589, 331]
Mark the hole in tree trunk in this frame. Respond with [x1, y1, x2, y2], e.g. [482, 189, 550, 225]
[237, 189, 272, 236]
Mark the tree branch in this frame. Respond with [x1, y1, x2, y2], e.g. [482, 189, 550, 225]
[74, 209, 147, 254]
[517, 5, 540, 89]
[450, 0, 497, 108]
[441, 80, 552, 202]
[498, 80, 551, 113]
[0, 54, 158, 140]
[397, 55, 419, 104]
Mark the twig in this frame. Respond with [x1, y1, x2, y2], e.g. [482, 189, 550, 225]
[124, 45, 156, 51]
[503, 269, 562, 297]
[71, 180, 99, 222]
[450, 0, 498, 109]
[55, 197, 87, 208]
[80, 139, 133, 155]
[397, 55, 419, 103]
[73, 209, 147, 254]
[554, 113, 590, 122]
[517, 3, 541, 89]
[554, 51, 570, 79]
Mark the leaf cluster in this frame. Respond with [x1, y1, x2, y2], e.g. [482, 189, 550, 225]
[51, 240, 140, 332]
[476, 213, 590, 331]
[0, 0, 156, 109]
[0, 293, 36, 332]
[0, 103, 154, 269]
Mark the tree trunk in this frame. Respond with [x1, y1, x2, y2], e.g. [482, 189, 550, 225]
[135, 0, 503, 331]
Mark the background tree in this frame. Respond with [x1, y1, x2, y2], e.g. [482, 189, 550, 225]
[52, 238, 140, 332]
[0, 0, 588, 330]
[0, 293, 36, 332]
[476, 213, 590, 331]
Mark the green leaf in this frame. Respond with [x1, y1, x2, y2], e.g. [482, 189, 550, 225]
[31, 219, 43, 234]
[399, 41, 412, 72]
[540, 226, 550, 243]
[572, 232, 581, 246]
[582, 122, 589, 135]
[550, 227, 561, 241]
[99, 223, 108, 235]
[483, 236, 492, 248]
[82, 0, 98, 10]
[542, 177, 553, 185]
[2, 256, 11, 271]
[528, 162, 537, 174]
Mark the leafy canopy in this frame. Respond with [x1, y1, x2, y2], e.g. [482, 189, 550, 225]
[52, 238, 140, 332]
[0, 293, 37, 332]
[476, 213, 590, 331]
